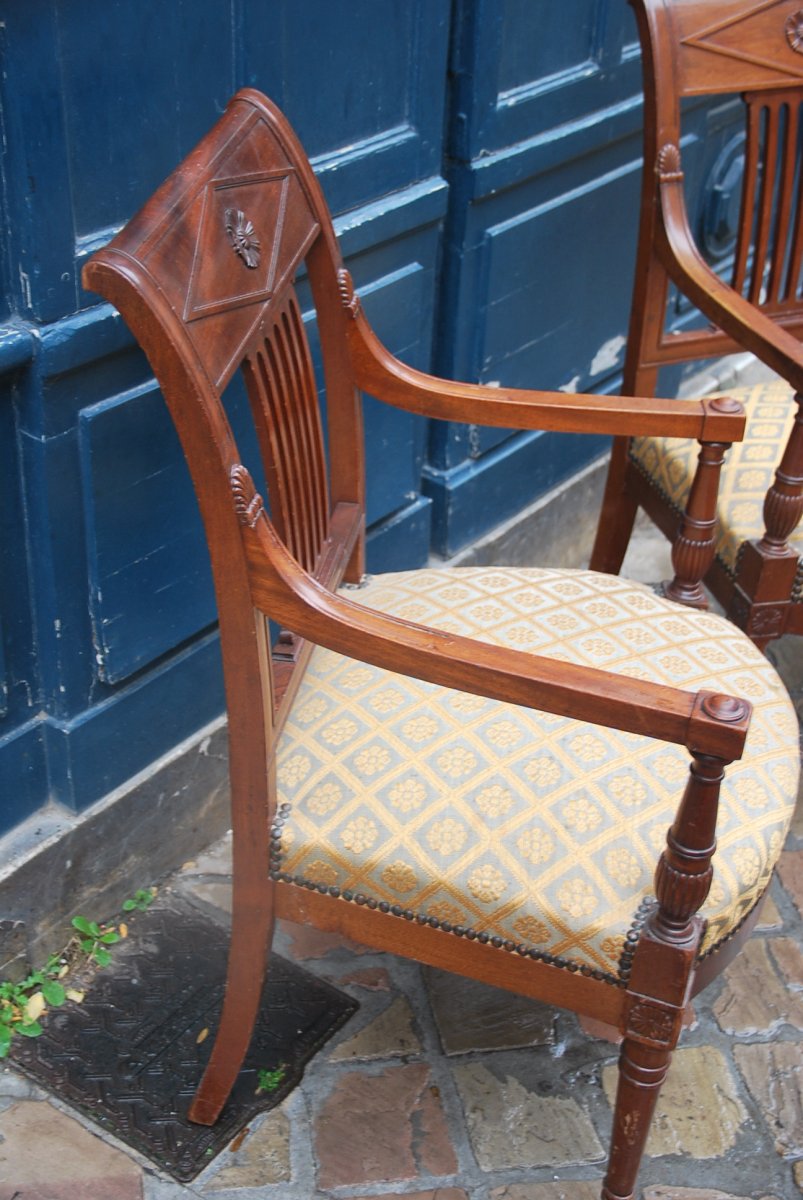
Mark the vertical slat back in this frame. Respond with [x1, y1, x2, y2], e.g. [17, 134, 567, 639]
[242, 288, 330, 572]
[732, 97, 762, 297]
[732, 91, 803, 312]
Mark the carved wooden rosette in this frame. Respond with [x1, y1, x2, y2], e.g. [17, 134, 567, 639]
[785, 10, 803, 54]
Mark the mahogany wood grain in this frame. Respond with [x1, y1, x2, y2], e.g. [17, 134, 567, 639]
[83, 87, 768, 1196]
[591, 0, 803, 643]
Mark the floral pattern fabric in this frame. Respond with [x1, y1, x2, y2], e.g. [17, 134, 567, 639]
[274, 568, 798, 978]
[630, 378, 803, 575]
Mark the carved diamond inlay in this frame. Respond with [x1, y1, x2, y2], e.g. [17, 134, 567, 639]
[184, 171, 290, 322]
[681, 1, 803, 83]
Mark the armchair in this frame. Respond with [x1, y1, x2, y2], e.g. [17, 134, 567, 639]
[83, 90, 799, 1200]
[591, 0, 803, 647]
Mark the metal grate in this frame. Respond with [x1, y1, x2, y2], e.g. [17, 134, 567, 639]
[12, 898, 357, 1181]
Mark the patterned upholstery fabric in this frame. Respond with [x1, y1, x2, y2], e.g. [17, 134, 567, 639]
[630, 378, 803, 576]
[273, 568, 798, 982]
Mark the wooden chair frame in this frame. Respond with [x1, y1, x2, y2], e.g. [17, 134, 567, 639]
[592, 0, 803, 646]
[83, 90, 760, 1200]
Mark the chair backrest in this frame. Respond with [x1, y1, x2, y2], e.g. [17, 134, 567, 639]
[84, 89, 366, 717]
[632, 0, 803, 373]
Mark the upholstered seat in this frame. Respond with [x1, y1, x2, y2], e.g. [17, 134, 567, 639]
[631, 380, 803, 587]
[274, 567, 798, 981]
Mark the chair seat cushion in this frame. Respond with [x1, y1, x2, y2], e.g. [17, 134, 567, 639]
[272, 568, 798, 983]
[630, 378, 803, 576]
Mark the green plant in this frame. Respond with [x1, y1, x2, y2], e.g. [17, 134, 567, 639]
[122, 887, 156, 913]
[255, 1064, 287, 1094]
[71, 916, 120, 967]
[0, 955, 66, 1058]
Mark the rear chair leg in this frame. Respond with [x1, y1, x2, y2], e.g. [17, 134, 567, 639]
[589, 437, 639, 574]
[188, 875, 276, 1125]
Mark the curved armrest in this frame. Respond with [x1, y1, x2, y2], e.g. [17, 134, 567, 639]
[238, 489, 751, 762]
[343, 289, 745, 443]
[659, 184, 803, 394]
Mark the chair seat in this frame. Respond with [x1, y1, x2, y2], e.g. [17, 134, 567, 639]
[272, 567, 798, 983]
[630, 379, 803, 579]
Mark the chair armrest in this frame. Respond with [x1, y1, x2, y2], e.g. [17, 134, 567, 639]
[341, 280, 745, 444]
[658, 183, 803, 394]
[237, 482, 751, 763]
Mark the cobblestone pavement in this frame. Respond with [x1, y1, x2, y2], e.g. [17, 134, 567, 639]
[1, 525, 801, 1200]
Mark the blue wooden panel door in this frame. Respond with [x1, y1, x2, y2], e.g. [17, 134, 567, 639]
[0, 0, 448, 834]
[0, 1, 746, 839]
[425, 0, 644, 555]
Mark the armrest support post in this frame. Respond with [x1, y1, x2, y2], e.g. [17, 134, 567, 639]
[664, 434, 731, 608]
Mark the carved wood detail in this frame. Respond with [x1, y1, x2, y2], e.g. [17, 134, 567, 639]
[230, 464, 264, 527]
[657, 142, 683, 182]
[786, 10, 803, 55]
[224, 208, 261, 269]
[337, 268, 362, 319]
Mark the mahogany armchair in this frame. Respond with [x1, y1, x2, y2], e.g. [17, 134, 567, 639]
[591, 0, 803, 648]
[83, 91, 799, 1200]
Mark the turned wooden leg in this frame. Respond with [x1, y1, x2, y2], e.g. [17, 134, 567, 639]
[188, 873, 276, 1124]
[602, 1039, 672, 1200]
[759, 392, 803, 558]
[601, 694, 749, 1198]
[589, 437, 639, 574]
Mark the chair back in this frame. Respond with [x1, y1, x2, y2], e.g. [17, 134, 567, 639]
[83, 90, 366, 713]
[84, 88, 365, 572]
[633, 0, 803, 373]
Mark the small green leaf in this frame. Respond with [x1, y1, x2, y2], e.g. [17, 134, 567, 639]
[100, 931, 120, 945]
[41, 980, 66, 1007]
[0, 1026, 11, 1056]
[71, 916, 94, 936]
[122, 899, 136, 911]
[15, 1020, 43, 1038]
[79, 938, 95, 954]
[93, 947, 112, 967]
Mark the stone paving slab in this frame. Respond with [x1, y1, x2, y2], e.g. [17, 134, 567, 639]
[0, 1100, 144, 1200]
[602, 1046, 748, 1160]
[313, 1062, 457, 1188]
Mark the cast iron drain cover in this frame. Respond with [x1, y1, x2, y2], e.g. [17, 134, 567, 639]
[12, 897, 358, 1181]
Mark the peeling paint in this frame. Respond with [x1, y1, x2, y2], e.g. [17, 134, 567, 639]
[590, 334, 625, 376]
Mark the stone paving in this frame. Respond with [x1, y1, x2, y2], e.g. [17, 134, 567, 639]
[1, 527, 802, 1200]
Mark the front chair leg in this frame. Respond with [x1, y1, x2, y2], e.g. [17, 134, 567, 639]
[602, 1038, 672, 1200]
[188, 877, 276, 1125]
